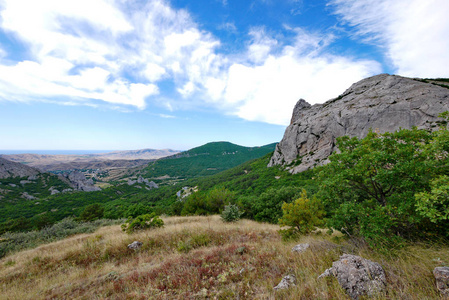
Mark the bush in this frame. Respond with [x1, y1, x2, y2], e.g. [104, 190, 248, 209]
[221, 204, 243, 222]
[79, 204, 104, 222]
[416, 175, 449, 224]
[121, 213, 164, 234]
[278, 189, 325, 240]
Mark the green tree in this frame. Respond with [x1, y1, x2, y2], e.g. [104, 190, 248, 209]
[318, 124, 449, 246]
[278, 190, 325, 240]
[79, 204, 104, 222]
[239, 186, 302, 223]
[221, 204, 244, 222]
[206, 187, 236, 213]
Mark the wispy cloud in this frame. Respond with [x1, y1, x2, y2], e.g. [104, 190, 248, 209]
[159, 114, 176, 119]
[0, 0, 382, 126]
[328, 0, 449, 77]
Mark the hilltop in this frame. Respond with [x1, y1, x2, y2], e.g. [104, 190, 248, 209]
[129, 141, 277, 185]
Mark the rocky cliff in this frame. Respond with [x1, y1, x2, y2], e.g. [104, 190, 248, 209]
[268, 74, 449, 173]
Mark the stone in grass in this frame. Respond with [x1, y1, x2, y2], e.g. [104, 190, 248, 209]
[318, 254, 386, 300]
[434, 267, 449, 296]
[274, 275, 296, 290]
[292, 243, 309, 253]
[127, 241, 143, 250]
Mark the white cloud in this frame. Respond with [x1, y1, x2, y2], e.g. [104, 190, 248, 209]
[329, 0, 449, 77]
[0, 0, 382, 126]
[0, 0, 219, 109]
[199, 28, 380, 125]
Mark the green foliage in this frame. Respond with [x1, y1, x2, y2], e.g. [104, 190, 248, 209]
[318, 122, 449, 246]
[221, 204, 243, 222]
[139, 142, 277, 184]
[177, 233, 211, 253]
[79, 204, 104, 222]
[206, 187, 236, 214]
[121, 213, 164, 234]
[239, 186, 303, 223]
[416, 175, 449, 223]
[180, 187, 236, 216]
[278, 190, 325, 240]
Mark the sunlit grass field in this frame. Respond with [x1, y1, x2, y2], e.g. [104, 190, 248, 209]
[0, 216, 447, 299]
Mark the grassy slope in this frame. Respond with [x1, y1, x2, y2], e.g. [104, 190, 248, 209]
[138, 142, 278, 182]
[1, 215, 447, 299]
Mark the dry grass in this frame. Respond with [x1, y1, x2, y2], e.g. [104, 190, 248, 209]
[0, 215, 447, 299]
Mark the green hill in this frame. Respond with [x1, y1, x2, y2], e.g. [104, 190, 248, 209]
[136, 141, 277, 184]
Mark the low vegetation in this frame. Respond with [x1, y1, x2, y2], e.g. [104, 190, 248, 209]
[0, 216, 447, 299]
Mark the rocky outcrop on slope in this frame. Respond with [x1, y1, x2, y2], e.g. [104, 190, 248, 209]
[269, 74, 449, 173]
[0, 157, 41, 179]
[319, 254, 386, 299]
[63, 171, 101, 192]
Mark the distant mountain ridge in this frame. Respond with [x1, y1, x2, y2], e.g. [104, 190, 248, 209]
[1, 148, 180, 172]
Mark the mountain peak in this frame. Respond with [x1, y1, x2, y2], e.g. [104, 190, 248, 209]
[269, 74, 449, 173]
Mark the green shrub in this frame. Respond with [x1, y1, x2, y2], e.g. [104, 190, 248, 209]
[121, 213, 164, 234]
[221, 204, 243, 222]
[79, 204, 104, 222]
[416, 175, 449, 224]
[278, 190, 325, 240]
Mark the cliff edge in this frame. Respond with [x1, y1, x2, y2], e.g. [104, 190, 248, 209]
[268, 74, 449, 173]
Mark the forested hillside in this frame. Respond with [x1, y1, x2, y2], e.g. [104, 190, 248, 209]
[135, 142, 277, 184]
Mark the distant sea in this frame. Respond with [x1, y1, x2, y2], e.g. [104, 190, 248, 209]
[0, 150, 112, 155]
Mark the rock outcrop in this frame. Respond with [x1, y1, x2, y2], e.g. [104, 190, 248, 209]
[434, 267, 449, 296]
[269, 74, 449, 173]
[319, 254, 386, 299]
[64, 171, 101, 192]
[0, 157, 41, 179]
[274, 274, 296, 290]
[127, 176, 159, 189]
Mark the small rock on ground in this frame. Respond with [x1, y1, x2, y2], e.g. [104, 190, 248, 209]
[127, 241, 143, 250]
[274, 275, 296, 290]
[292, 243, 309, 253]
[434, 267, 449, 296]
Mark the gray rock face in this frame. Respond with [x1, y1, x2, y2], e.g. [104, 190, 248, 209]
[66, 171, 101, 192]
[290, 98, 312, 125]
[0, 157, 41, 179]
[318, 254, 386, 300]
[269, 74, 449, 173]
[274, 274, 296, 290]
[434, 267, 449, 296]
[22, 192, 37, 200]
[128, 176, 159, 189]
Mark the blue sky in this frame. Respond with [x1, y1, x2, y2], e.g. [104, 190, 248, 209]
[0, 0, 448, 151]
